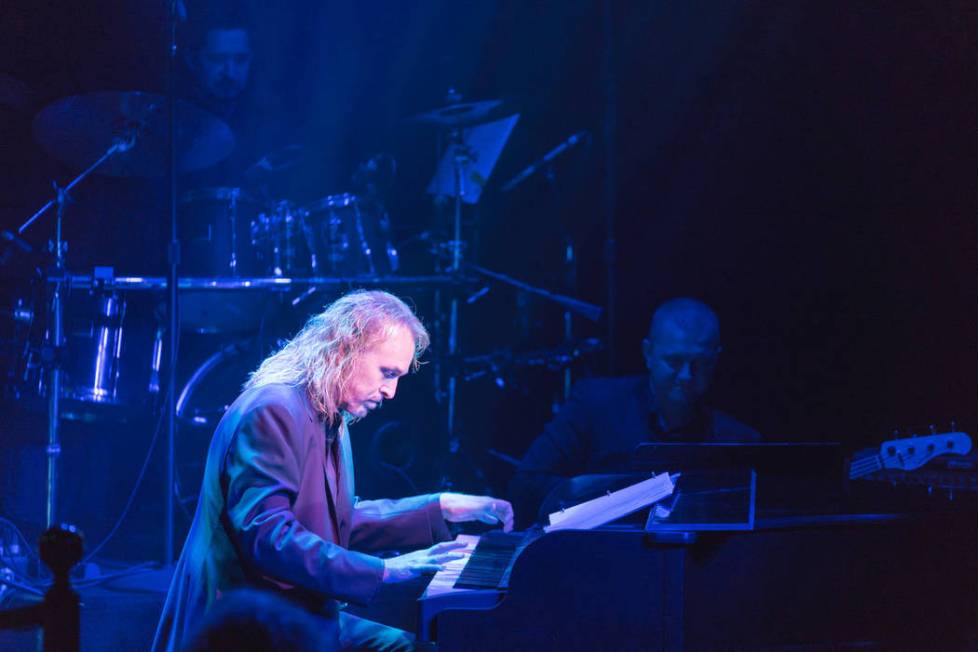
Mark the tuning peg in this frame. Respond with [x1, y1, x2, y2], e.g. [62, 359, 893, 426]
[950, 420, 957, 431]
[929, 424, 937, 435]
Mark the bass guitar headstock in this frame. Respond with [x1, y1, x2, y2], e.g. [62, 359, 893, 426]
[877, 431, 971, 472]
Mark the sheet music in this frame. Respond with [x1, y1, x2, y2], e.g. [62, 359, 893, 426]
[426, 114, 520, 204]
[545, 472, 676, 532]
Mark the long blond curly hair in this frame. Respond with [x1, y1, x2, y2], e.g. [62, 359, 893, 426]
[245, 290, 429, 425]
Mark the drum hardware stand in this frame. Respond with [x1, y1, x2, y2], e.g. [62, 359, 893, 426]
[17, 137, 136, 528]
[434, 124, 474, 489]
[425, 90, 484, 489]
[412, 94, 521, 489]
[416, 111, 602, 487]
[499, 129, 593, 400]
[426, 251, 603, 489]
[451, 261, 603, 324]
[562, 236, 576, 401]
[165, 0, 181, 565]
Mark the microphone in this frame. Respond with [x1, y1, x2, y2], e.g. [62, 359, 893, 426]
[500, 130, 591, 193]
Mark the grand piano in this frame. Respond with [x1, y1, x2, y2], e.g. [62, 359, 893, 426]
[418, 461, 978, 651]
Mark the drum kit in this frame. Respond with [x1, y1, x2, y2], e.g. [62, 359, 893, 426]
[178, 184, 398, 279]
[1, 87, 603, 529]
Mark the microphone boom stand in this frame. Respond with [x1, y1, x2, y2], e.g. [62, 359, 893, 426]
[18, 139, 133, 528]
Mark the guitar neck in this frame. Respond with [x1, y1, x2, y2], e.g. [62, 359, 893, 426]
[849, 452, 884, 479]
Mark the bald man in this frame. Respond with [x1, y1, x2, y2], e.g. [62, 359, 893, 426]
[510, 298, 759, 524]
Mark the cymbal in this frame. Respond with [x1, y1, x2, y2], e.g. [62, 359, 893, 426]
[405, 99, 514, 129]
[243, 144, 307, 181]
[33, 91, 235, 177]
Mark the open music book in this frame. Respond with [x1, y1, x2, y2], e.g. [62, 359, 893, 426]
[544, 472, 677, 532]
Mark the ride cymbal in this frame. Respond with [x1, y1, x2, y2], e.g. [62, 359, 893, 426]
[33, 91, 234, 177]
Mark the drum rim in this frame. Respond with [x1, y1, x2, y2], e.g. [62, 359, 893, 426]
[302, 192, 360, 212]
[179, 186, 263, 206]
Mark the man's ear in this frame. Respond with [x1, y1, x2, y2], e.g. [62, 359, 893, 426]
[641, 338, 652, 367]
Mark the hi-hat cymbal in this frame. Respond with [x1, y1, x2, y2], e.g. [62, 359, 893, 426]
[405, 99, 514, 129]
[33, 91, 235, 177]
[243, 143, 308, 181]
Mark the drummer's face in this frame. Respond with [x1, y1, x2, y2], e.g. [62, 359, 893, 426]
[196, 28, 252, 100]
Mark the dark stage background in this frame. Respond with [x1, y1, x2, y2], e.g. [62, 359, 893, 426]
[0, 1, 975, 562]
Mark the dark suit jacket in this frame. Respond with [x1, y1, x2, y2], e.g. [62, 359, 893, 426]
[152, 383, 450, 652]
[510, 375, 760, 524]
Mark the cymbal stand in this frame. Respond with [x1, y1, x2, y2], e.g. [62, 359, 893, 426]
[443, 126, 472, 485]
[165, 0, 182, 565]
[18, 138, 133, 528]
[562, 236, 576, 400]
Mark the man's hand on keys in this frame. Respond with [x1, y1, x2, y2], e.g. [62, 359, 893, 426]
[381, 540, 469, 583]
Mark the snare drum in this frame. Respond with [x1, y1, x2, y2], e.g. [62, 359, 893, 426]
[300, 194, 399, 276]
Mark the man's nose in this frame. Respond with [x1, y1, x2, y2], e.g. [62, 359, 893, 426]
[380, 379, 397, 400]
[676, 361, 693, 382]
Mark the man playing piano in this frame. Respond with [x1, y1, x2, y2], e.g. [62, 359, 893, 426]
[511, 297, 760, 524]
[152, 290, 513, 652]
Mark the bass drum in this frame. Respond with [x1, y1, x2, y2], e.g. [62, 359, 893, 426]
[174, 336, 263, 508]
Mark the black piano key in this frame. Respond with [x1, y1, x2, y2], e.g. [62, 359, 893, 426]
[454, 530, 542, 590]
